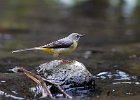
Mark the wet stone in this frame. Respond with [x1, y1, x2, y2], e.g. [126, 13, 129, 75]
[36, 60, 95, 90]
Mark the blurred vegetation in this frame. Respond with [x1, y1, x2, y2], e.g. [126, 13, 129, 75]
[1, 1, 140, 99]
[0, 0, 32, 29]
[0, 0, 140, 70]
[0, 0, 58, 29]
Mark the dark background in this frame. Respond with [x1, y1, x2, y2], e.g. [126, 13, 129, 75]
[0, 0, 140, 99]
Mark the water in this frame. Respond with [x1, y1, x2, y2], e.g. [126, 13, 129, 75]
[0, 0, 140, 99]
[0, 90, 24, 100]
[96, 70, 137, 80]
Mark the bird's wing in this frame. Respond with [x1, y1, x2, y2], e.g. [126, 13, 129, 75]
[41, 39, 73, 48]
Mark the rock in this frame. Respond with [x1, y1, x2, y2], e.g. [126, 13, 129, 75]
[36, 60, 95, 90]
[0, 60, 95, 99]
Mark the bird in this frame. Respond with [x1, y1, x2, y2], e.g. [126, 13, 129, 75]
[12, 33, 85, 60]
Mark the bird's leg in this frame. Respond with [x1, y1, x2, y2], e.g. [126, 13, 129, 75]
[58, 56, 72, 64]
[57, 55, 64, 61]
[53, 54, 72, 64]
[53, 54, 65, 62]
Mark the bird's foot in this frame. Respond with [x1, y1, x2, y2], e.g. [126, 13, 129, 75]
[60, 59, 72, 64]
[56, 56, 72, 64]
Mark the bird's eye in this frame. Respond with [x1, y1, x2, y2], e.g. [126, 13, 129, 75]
[76, 35, 79, 38]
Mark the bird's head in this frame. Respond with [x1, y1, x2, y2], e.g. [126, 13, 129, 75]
[68, 33, 85, 41]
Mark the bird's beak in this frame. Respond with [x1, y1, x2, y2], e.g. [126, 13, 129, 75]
[80, 34, 86, 37]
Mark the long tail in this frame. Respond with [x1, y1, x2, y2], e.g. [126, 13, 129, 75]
[12, 47, 40, 53]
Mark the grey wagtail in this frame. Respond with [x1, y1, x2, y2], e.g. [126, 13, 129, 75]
[12, 33, 85, 59]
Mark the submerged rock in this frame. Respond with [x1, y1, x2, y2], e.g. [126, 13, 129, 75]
[36, 60, 95, 90]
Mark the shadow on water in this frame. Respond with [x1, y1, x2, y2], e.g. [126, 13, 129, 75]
[0, 0, 140, 99]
